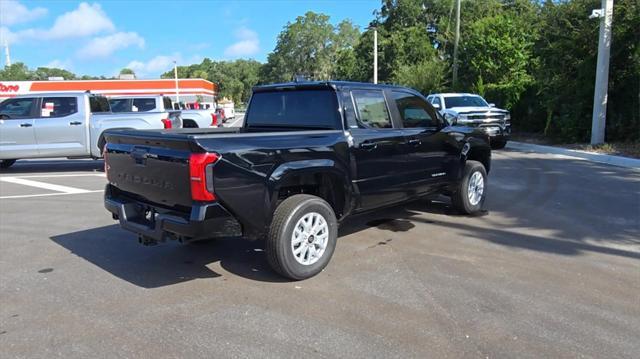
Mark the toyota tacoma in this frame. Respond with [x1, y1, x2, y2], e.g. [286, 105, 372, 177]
[104, 81, 492, 280]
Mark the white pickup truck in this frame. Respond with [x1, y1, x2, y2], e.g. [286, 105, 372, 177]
[108, 95, 221, 128]
[0, 92, 182, 169]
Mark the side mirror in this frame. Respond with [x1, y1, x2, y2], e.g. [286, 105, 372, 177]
[444, 113, 457, 126]
[432, 103, 440, 110]
[488, 103, 496, 108]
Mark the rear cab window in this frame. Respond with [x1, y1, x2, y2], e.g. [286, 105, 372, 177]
[245, 89, 341, 130]
[90, 96, 111, 113]
[132, 98, 157, 112]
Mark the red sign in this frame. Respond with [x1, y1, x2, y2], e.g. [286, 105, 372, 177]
[0, 83, 20, 93]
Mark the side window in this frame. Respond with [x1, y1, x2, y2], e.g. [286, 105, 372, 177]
[0, 98, 37, 119]
[89, 96, 110, 113]
[351, 90, 392, 129]
[40, 97, 78, 118]
[132, 98, 157, 112]
[108, 99, 130, 112]
[163, 97, 173, 111]
[392, 91, 438, 128]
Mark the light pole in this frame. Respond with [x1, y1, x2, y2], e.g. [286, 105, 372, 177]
[173, 60, 180, 107]
[368, 26, 378, 84]
[590, 0, 614, 145]
[452, 0, 461, 88]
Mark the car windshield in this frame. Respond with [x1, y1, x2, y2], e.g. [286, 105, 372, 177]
[444, 95, 488, 108]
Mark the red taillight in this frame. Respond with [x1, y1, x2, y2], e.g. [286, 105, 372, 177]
[161, 118, 172, 129]
[189, 153, 219, 201]
[211, 113, 218, 126]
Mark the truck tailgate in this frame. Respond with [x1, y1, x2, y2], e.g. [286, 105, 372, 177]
[104, 131, 199, 208]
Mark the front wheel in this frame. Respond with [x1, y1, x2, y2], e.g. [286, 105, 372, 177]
[266, 194, 338, 280]
[490, 139, 507, 149]
[451, 160, 487, 214]
[0, 159, 16, 169]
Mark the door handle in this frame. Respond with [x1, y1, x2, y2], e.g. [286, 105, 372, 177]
[20, 123, 32, 127]
[407, 138, 421, 146]
[69, 121, 83, 126]
[360, 142, 378, 150]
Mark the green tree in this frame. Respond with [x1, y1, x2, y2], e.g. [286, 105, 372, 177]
[33, 67, 76, 80]
[0, 62, 33, 80]
[119, 68, 135, 76]
[392, 58, 447, 94]
[459, 13, 536, 108]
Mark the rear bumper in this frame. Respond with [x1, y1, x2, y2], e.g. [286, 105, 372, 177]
[104, 184, 241, 243]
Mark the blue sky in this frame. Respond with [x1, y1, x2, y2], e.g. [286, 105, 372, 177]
[1, 0, 380, 78]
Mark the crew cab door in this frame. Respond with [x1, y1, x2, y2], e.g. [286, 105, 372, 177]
[0, 97, 38, 159]
[34, 96, 87, 157]
[346, 89, 408, 210]
[390, 91, 453, 191]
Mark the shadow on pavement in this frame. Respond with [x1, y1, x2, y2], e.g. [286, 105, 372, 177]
[1, 159, 104, 174]
[50, 150, 639, 288]
[50, 224, 287, 288]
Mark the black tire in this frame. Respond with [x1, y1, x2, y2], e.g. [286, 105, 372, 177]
[451, 160, 487, 215]
[0, 159, 16, 169]
[490, 139, 507, 149]
[266, 194, 338, 280]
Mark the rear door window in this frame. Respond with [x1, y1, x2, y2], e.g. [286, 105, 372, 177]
[351, 90, 392, 129]
[0, 98, 37, 119]
[132, 98, 157, 112]
[246, 89, 340, 129]
[40, 97, 78, 118]
[108, 99, 130, 112]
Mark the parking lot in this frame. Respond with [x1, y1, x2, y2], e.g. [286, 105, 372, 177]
[0, 148, 638, 358]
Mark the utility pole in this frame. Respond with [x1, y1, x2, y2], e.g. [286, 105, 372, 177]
[373, 26, 378, 84]
[590, 0, 614, 145]
[4, 40, 10, 67]
[452, 0, 461, 89]
[173, 60, 180, 107]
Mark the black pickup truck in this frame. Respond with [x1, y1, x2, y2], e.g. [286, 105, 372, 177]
[104, 81, 492, 280]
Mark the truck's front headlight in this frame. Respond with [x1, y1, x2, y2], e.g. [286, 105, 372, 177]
[458, 114, 468, 121]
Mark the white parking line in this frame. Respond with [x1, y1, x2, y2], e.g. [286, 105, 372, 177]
[7, 173, 106, 179]
[0, 177, 92, 194]
[0, 190, 103, 200]
[227, 115, 243, 127]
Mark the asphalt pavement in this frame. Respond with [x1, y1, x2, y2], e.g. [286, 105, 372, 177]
[0, 148, 638, 358]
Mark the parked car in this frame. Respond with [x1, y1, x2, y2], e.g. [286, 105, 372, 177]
[426, 93, 510, 149]
[0, 92, 181, 168]
[108, 95, 220, 128]
[103, 81, 492, 280]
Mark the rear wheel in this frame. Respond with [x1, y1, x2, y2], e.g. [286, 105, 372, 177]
[0, 159, 16, 169]
[451, 160, 487, 214]
[266, 194, 338, 280]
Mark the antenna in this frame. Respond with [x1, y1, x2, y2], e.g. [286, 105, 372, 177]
[4, 40, 10, 67]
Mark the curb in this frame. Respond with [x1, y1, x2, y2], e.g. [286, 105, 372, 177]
[506, 141, 640, 169]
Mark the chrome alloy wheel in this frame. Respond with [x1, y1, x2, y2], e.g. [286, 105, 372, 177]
[467, 171, 485, 206]
[291, 212, 329, 266]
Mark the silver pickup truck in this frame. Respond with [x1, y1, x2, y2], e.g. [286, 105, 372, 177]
[108, 95, 221, 128]
[0, 92, 182, 169]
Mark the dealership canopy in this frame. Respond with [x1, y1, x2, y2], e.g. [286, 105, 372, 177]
[0, 79, 217, 104]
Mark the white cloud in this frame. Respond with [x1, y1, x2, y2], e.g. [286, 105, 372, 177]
[0, 0, 47, 27]
[43, 59, 72, 70]
[125, 53, 204, 78]
[77, 32, 144, 58]
[47, 2, 114, 38]
[223, 27, 259, 58]
[5, 2, 115, 43]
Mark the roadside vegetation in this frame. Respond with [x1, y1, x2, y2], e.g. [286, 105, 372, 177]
[1, 0, 637, 145]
